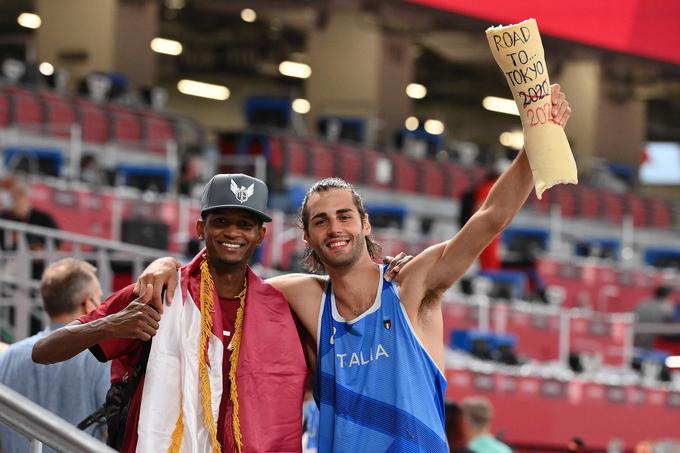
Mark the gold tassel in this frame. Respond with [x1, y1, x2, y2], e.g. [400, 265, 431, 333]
[168, 405, 184, 453]
[199, 258, 222, 453]
[229, 281, 247, 453]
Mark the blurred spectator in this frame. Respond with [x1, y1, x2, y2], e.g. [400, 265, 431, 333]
[0, 340, 8, 353]
[567, 436, 586, 452]
[0, 176, 60, 251]
[0, 258, 110, 452]
[79, 154, 104, 186]
[177, 154, 203, 196]
[445, 401, 475, 453]
[634, 285, 676, 349]
[302, 397, 319, 453]
[461, 396, 512, 453]
[302, 375, 319, 453]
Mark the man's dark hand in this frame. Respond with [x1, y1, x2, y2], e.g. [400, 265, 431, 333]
[107, 284, 161, 341]
[383, 252, 414, 282]
[133, 257, 181, 313]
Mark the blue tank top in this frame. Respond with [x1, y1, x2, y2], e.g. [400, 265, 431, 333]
[315, 265, 448, 453]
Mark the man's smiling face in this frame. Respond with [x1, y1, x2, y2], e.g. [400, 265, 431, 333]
[303, 188, 371, 271]
[197, 208, 265, 269]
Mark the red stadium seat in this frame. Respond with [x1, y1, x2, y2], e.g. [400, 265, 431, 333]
[6, 86, 44, 133]
[420, 159, 446, 197]
[602, 191, 625, 224]
[553, 185, 577, 217]
[577, 186, 600, 219]
[527, 186, 553, 213]
[624, 193, 648, 227]
[39, 91, 77, 139]
[267, 136, 286, 178]
[109, 105, 142, 145]
[0, 91, 9, 127]
[306, 140, 335, 179]
[74, 98, 109, 144]
[141, 112, 176, 154]
[389, 153, 419, 193]
[648, 197, 673, 229]
[279, 135, 309, 176]
[334, 144, 364, 185]
[442, 162, 472, 199]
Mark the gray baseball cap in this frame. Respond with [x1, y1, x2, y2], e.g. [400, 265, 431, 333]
[200, 173, 272, 222]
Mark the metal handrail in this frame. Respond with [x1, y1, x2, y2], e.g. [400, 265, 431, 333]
[0, 218, 180, 257]
[0, 383, 116, 453]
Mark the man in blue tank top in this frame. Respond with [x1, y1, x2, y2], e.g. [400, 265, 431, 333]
[136, 86, 572, 452]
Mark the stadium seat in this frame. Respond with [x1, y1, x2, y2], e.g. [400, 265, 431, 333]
[334, 144, 364, 185]
[5, 86, 44, 133]
[389, 153, 419, 193]
[279, 135, 309, 176]
[624, 193, 648, 227]
[74, 98, 109, 144]
[419, 159, 446, 197]
[109, 105, 142, 146]
[0, 90, 9, 127]
[39, 91, 77, 139]
[442, 162, 472, 199]
[141, 112, 176, 154]
[602, 191, 625, 224]
[306, 140, 335, 179]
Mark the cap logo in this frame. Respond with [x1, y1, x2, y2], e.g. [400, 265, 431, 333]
[230, 179, 255, 203]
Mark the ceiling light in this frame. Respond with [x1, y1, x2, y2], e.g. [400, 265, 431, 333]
[177, 80, 229, 100]
[17, 12, 41, 29]
[499, 131, 524, 150]
[164, 0, 185, 10]
[482, 96, 519, 116]
[39, 62, 54, 76]
[241, 8, 257, 23]
[406, 83, 427, 99]
[292, 98, 311, 114]
[279, 61, 311, 79]
[151, 38, 183, 56]
[404, 116, 419, 131]
[424, 119, 445, 135]
[666, 356, 680, 368]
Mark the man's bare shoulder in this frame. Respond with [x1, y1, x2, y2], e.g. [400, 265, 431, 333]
[266, 273, 327, 292]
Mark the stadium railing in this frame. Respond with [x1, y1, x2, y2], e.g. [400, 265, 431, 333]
[0, 383, 115, 453]
[0, 218, 180, 342]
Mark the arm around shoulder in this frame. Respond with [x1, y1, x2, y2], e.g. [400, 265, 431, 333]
[32, 318, 115, 364]
[32, 287, 161, 364]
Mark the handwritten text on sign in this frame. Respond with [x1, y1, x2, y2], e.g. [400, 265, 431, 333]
[492, 25, 553, 125]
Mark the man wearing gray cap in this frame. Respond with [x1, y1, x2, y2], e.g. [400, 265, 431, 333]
[32, 174, 309, 453]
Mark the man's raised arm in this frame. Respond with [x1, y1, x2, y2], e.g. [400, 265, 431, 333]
[32, 286, 159, 364]
[398, 84, 571, 300]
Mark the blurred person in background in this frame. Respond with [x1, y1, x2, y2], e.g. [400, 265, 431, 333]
[460, 396, 512, 453]
[0, 176, 60, 252]
[445, 401, 476, 453]
[0, 258, 109, 453]
[567, 436, 586, 453]
[634, 285, 676, 349]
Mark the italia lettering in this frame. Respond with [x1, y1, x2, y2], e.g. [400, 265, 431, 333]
[504, 61, 544, 87]
[492, 26, 531, 51]
[336, 343, 390, 368]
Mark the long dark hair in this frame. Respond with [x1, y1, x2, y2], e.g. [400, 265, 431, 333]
[299, 178, 381, 274]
